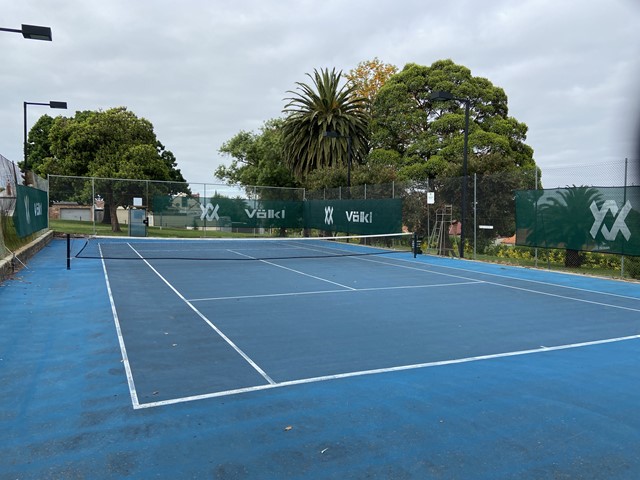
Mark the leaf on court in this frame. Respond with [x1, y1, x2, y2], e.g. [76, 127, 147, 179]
[284, 426, 293, 431]
[172, 343, 178, 347]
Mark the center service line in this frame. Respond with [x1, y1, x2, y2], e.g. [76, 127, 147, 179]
[127, 243, 276, 386]
[228, 249, 357, 290]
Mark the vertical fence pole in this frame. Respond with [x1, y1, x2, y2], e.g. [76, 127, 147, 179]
[426, 179, 430, 252]
[46, 174, 50, 230]
[92, 177, 96, 235]
[66, 233, 71, 270]
[204, 183, 208, 237]
[622, 158, 628, 277]
[473, 173, 477, 259]
[534, 169, 538, 268]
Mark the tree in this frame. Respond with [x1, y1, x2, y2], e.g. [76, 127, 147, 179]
[24, 114, 55, 173]
[215, 118, 299, 196]
[282, 68, 369, 180]
[31, 107, 187, 232]
[345, 58, 398, 110]
[371, 59, 536, 181]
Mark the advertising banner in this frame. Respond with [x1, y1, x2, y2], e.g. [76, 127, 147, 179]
[14, 185, 48, 238]
[155, 195, 304, 229]
[515, 186, 640, 256]
[305, 198, 403, 234]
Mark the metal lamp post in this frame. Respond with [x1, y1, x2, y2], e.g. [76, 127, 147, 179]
[429, 90, 470, 258]
[23, 101, 67, 183]
[0, 24, 53, 41]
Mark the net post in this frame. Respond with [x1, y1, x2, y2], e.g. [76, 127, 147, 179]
[66, 233, 71, 270]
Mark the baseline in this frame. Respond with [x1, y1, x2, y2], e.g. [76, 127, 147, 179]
[136, 334, 640, 409]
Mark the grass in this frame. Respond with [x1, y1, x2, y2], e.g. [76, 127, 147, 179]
[471, 252, 627, 279]
[1, 214, 39, 252]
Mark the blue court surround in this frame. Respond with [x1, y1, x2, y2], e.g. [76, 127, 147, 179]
[1, 237, 639, 479]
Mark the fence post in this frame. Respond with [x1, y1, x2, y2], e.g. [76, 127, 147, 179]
[92, 177, 96, 235]
[426, 179, 430, 250]
[534, 169, 538, 268]
[622, 158, 628, 277]
[473, 173, 477, 259]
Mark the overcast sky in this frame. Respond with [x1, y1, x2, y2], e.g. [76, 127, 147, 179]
[2, 0, 640, 189]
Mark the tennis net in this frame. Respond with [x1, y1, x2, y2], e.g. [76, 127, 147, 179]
[70, 232, 418, 262]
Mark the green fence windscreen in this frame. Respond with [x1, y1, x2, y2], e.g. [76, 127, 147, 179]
[13, 185, 48, 238]
[154, 196, 304, 229]
[153, 195, 403, 234]
[304, 199, 403, 234]
[515, 186, 640, 256]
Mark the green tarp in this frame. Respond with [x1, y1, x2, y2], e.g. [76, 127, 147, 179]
[304, 199, 403, 234]
[14, 185, 48, 238]
[515, 186, 640, 256]
[154, 195, 403, 234]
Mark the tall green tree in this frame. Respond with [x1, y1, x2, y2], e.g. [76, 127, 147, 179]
[215, 118, 299, 196]
[24, 114, 55, 173]
[31, 107, 187, 232]
[371, 59, 537, 181]
[282, 68, 369, 180]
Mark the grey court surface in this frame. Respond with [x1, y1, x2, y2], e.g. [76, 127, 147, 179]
[2, 237, 640, 479]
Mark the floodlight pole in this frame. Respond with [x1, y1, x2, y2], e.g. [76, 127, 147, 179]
[429, 91, 470, 258]
[0, 24, 53, 41]
[23, 101, 67, 183]
[323, 131, 352, 196]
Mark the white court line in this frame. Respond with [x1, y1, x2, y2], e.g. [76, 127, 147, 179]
[99, 245, 140, 409]
[188, 280, 483, 302]
[229, 242, 640, 312]
[126, 243, 276, 386]
[134, 333, 640, 409]
[228, 249, 357, 290]
[352, 256, 640, 313]
[365, 254, 640, 302]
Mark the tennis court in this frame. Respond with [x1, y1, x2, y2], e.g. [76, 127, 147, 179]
[2, 235, 640, 478]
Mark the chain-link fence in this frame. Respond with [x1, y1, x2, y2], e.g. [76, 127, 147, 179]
[0, 154, 19, 219]
[48, 175, 307, 235]
[47, 158, 637, 278]
[1, 154, 48, 255]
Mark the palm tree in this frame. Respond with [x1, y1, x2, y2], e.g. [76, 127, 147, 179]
[282, 68, 369, 179]
[538, 186, 604, 267]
